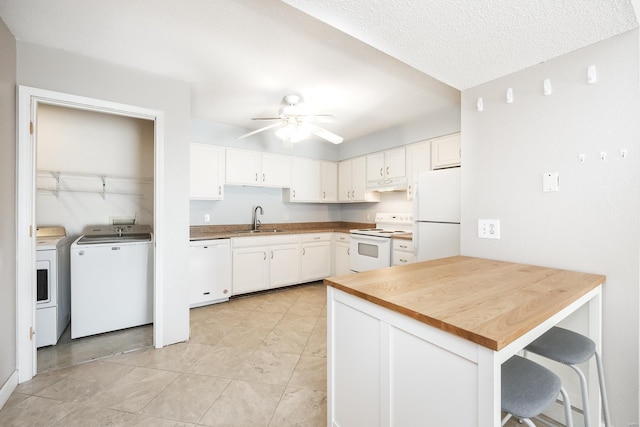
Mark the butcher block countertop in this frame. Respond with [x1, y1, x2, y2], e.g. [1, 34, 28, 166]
[324, 256, 605, 351]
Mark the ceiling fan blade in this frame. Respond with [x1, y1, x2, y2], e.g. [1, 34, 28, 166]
[251, 117, 282, 121]
[237, 122, 282, 139]
[310, 124, 343, 144]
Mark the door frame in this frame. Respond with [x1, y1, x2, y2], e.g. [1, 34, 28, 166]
[16, 85, 165, 383]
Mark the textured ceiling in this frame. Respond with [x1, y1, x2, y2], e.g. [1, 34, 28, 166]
[0, 0, 637, 143]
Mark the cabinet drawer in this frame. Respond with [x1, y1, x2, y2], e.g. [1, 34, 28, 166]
[392, 239, 413, 252]
[334, 233, 350, 244]
[392, 251, 416, 266]
[300, 233, 331, 243]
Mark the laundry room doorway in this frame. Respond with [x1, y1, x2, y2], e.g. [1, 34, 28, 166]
[16, 86, 166, 382]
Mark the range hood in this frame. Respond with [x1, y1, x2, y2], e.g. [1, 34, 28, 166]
[366, 176, 408, 192]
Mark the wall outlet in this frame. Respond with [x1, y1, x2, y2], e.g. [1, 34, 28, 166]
[204, 214, 210, 222]
[478, 219, 500, 239]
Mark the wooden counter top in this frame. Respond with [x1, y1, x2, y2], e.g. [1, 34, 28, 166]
[324, 256, 605, 351]
[190, 221, 374, 241]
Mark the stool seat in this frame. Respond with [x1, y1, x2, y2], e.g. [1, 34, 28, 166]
[527, 326, 595, 365]
[502, 355, 564, 420]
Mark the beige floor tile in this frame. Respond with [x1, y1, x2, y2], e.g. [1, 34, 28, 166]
[15, 368, 72, 396]
[36, 361, 135, 402]
[261, 328, 310, 354]
[216, 325, 272, 350]
[86, 366, 179, 412]
[269, 387, 327, 427]
[276, 313, 319, 334]
[288, 300, 325, 316]
[0, 395, 81, 426]
[288, 356, 326, 391]
[302, 332, 327, 358]
[187, 345, 254, 378]
[236, 350, 300, 386]
[109, 342, 212, 372]
[141, 373, 230, 423]
[199, 380, 284, 427]
[189, 321, 236, 345]
[241, 310, 284, 329]
[191, 306, 250, 326]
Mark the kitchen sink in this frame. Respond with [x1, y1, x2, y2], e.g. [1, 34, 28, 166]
[234, 229, 287, 234]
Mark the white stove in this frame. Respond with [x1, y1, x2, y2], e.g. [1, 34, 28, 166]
[350, 213, 414, 237]
[349, 213, 413, 272]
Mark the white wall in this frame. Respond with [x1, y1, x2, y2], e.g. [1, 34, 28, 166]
[36, 104, 154, 236]
[0, 17, 17, 406]
[461, 30, 640, 425]
[17, 41, 192, 347]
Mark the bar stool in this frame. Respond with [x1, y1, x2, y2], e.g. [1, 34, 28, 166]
[525, 326, 611, 427]
[502, 355, 573, 427]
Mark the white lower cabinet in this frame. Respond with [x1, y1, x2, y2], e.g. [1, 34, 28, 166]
[333, 233, 351, 276]
[392, 238, 416, 266]
[189, 239, 231, 307]
[300, 233, 331, 282]
[231, 235, 300, 295]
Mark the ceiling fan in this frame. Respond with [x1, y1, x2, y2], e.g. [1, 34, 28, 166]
[238, 94, 344, 144]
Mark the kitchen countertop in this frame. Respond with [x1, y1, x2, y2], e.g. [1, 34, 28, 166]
[190, 221, 412, 241]
[324, 255, 605, 350]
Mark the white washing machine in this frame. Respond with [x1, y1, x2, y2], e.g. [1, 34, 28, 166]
[70, 224, 153, 339]
[36, 226, 72, 347]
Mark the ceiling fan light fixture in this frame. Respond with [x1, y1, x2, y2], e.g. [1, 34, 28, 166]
[275, 122, 310, 143]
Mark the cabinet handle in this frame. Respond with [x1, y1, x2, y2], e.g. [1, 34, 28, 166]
[400, 258, 408, 263]
[408, 185, 412, 195]
[271, 251, 274, 259]
[218, 186, 222, 195]
[323, 191, 326, 199]
[203, 291, 210, 295]
[400, 245, 408, 249]
[314, 237, 320, 240]
[264, 252, 267, 260]
[347, 248, 350, 255]
[223, 289, 228, 294]
[262, 173, 265, 182]
[386, 166, 390, 176]
[293, 190, 296, 198]
[255, 173, 258, 182]
[303, 248, 306, 255]
[379, 167, 383, 177]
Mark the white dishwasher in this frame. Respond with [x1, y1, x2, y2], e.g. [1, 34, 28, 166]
[70, 225, 153, 339]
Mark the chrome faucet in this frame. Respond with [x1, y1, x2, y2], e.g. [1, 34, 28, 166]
[253, 205, 264, 231]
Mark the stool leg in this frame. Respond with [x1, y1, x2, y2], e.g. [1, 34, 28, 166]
[595, 352, 611, 427]
[522, 419, 536, 427]
[501, 413, 512, 426]
[559, 385, 574, 427]
[568, 364, 590, 427]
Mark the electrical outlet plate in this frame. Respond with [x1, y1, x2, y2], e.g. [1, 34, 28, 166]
[478, 219, 500, 239]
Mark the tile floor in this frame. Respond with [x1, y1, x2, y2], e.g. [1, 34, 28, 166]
[1, 281, 565, 426]
[1, 282, 327, 426]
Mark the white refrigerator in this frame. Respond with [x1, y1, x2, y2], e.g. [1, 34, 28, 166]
[414, 167, 461, 262]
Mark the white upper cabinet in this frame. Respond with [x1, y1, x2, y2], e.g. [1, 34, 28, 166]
[225, 148, 291, 187]
[366, 147, 406, 183]
[287, 157, 322, 202]
[321, 161, 338, 202]
[339, 157, 380, 203]
[405, 141, 431, 200]
[431, 133, 461, 169]
[190, 143, 225, 200]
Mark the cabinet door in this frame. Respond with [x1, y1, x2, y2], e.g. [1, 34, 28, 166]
[261, 153, 291, 187]
[232, 246, 269, 295]
[366, 152, 385, 183]
[351, 156, 368, 201]
[321, 161, 338, 202]
[431, 133, 461, 169]
[334, 242, 351, 276]
[290, 157, 321, 202]
[190, 143, 224, 200]
[226, 148, 261, 185]
[301, 241, 331, 282]
[338, 160, 352, 202]
[405, 141, 430, 200]
[270, 244, 300, 288]
[384, 147, 406, 179]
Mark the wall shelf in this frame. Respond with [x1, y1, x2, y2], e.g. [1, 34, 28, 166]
[36, 170, 153, 199]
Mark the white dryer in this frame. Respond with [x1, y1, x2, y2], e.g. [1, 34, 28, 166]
[70, 224, 153, 339]
[36, 226, 72, 347]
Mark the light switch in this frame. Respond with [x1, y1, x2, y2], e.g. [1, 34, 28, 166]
[543, 172, 559, 192]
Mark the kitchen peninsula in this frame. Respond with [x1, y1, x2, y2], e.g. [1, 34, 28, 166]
[324, 256, 605, 427]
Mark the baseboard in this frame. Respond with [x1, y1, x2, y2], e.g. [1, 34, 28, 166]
[0, 370, 18, 410]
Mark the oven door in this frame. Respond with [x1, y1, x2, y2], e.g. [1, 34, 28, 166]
[349, 234, 392, 273]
